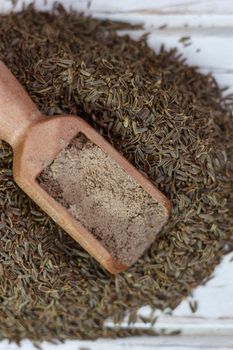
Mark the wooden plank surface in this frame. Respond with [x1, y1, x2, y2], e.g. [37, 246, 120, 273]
[3, 0, 233, 15]
[1, 335, 233, 350]
[2, 0, 233, 27]
[0, 0, 233, 348]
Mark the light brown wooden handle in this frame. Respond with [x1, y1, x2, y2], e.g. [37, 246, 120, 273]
[0, 61, 44, 148]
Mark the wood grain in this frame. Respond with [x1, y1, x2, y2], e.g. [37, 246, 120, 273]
[1, 335, 233, 350]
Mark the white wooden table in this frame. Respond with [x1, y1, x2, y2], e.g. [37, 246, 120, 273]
[0, 1, 232, 348]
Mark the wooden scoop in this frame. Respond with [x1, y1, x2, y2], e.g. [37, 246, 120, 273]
[0, 62, 171, 274]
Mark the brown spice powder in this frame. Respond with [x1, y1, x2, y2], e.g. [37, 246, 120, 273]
[38, 134, 167, 265]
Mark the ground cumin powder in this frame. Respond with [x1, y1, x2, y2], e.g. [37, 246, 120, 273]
[38, 134, 167, 265]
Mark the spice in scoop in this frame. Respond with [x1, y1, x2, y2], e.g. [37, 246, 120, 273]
[38, 134, 168, 265]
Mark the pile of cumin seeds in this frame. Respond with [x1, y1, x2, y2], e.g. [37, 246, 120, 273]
[0, 4, 233, 343]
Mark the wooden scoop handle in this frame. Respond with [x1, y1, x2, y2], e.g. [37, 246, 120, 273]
[0, 61, 44, 148]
